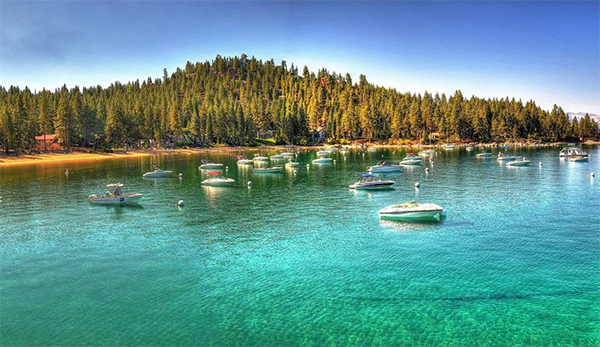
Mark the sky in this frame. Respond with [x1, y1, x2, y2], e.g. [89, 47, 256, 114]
[1, 1, 599, 114]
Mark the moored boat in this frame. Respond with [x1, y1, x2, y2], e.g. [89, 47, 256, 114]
[252, 166, 284, 173]
[285, 160, 300, 168]
[280, 152, 295, 157]
[316, 150, 330, 156]
[312, 156, 333, 164]
[349, 174, 395, 190]
[506, 158, 531, 167]
[497, 153, 522, 161]
[379, 200, 446, 222]
[253, 154, 269, 161]
[89, 183, 143, 205]
[143, 166, 173, 178]
[560, 147, 590, 159]
[400, 158, 423, 166]
[201, 172, 236, 186]
[199, 161, 224, 170]
[236, 155, 254, 165]
[367, 147, 377, 152]
[444, 144, 456, 150]
[418, 149, 435, 156]
[270, 154, 285, 160]
[476, 151, 493, 158]
[369, 161, 402, 173]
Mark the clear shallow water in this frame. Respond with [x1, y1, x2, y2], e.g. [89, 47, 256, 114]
[1, 146, 599, 346]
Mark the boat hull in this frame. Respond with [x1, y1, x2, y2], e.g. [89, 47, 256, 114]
[400, 160, 422, 166]
[349, 183, 394, 190]
[252, 168, 284, 173]
[89, 194, 143, 205]
[507, 161, 531, 167]
[201, 179, 235, 187]
[199, 164, 224, 170]
[379, 210, 444, 222]
[312, 159, 333, 164]
[237, 160, 254, 165]
[143, 171, 172, 178]
[369, 166, 402, 172]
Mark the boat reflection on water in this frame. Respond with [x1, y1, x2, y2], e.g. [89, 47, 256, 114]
[379, 219, 446, 231]
[89, 204, 144, 215]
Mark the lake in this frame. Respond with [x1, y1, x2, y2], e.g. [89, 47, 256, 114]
[1, 146, 599, 346]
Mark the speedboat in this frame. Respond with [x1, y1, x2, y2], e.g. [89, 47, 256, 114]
[560, 147, 590, 159]
[236, 155, 254, 165]
[252, 166, 284, 173]
[312, 155, 333, 164]
[339, 148, 350, 153]
[418, 149, 435, 156]
[143, 166, 173, 178]
[444, 144, 455, 150]
[316, 150, 329, 156]
[201, 172, 235, 186]
[89, 184, 143, 205]
[506, 158, 531, 167]
[476, 151, 493, 158]
[400, 158, 423, 166]
[379, 200, 446, 222]
[253, 154, 269, 161]
[367, 147, 377, 152]
[369, 161, 402, 173]
[403, 153, 423, 161]
[465, 145, 475, 151]
[349, 174, 395, 190]
[199, 161, 224, 170]
[280, 152, 295, 157]
[270, 154, 285, 160]
[325, 147, 337, 153]
[285, 161, 300, 168]
[569, 155, 590, 162]
[497, 153, 522, 161]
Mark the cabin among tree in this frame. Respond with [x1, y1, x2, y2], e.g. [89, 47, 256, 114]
[35, 134, 63, 150]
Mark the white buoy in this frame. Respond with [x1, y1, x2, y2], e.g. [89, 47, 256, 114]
[591, 172, 595, 177]
[425, 168, 429, 173]
[177, 199, 185, 207]
[414, 182, 420, 188]
[333, 160, 336, 164]
[538, 162, 542, 167]
[293, 169, 297, 175]
[306, 164, 310, 168]
[179, 173, 183, 178]
[247, 181, 253, 186]
[226, 166, 229, 170]
[65, 169, 70, 175]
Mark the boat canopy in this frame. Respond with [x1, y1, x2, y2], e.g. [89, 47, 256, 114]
[362, 173, 373, 177]
[107, 183, 124, 188]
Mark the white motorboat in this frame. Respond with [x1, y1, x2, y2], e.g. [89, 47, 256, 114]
[400, 158, 423, 166]
[339, 148, 350, 153]
[476, 151, 493, 158]
[560, 147, 590, 159]
[403, 153, 423, 161]
[349, 174, 395, 190]
[497, 153, 522, 161]
[418, 149, 435, 156]
[143, 166, 173, 178]
[312, 155, 333, 164]
[444, 144, 456, 150]
[201, 172, 235, 186]
[569, 155, 590, 162]
[369, 161, 402, 173]
[199, 161, 224, 170]
[89, 184, 143, 205]
[325, 147, 337, 153]
[367, 147, 377, 152]
[252, 166, 284, 173]
[506, 158, 531, 167]
[379, 200, 446, 222]
[270, 154, 285, 160]
[253, 154, 269, 161]
[235, 155, 254, 165]
[285, 161, 300, 168]
[465, 145, 475, 151]
[280, 152, 295, 157]
[316, 150, 330, 156]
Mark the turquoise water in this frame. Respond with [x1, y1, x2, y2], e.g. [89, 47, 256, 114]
[1, 146, 599, 346]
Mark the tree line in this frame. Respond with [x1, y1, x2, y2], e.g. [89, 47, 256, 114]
[1, 54, 598, 153]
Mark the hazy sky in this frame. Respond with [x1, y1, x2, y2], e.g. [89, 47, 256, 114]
[1, 1, 598, 113]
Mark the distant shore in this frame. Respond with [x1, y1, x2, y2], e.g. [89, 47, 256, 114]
[0, 141, 597, 168]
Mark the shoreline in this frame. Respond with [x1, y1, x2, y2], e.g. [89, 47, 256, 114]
[0, 142, 597, 168]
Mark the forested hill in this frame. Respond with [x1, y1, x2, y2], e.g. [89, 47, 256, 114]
[1, 54, 598, 152]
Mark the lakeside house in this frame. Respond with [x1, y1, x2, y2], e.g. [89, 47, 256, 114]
[35, 134, 63, 150]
